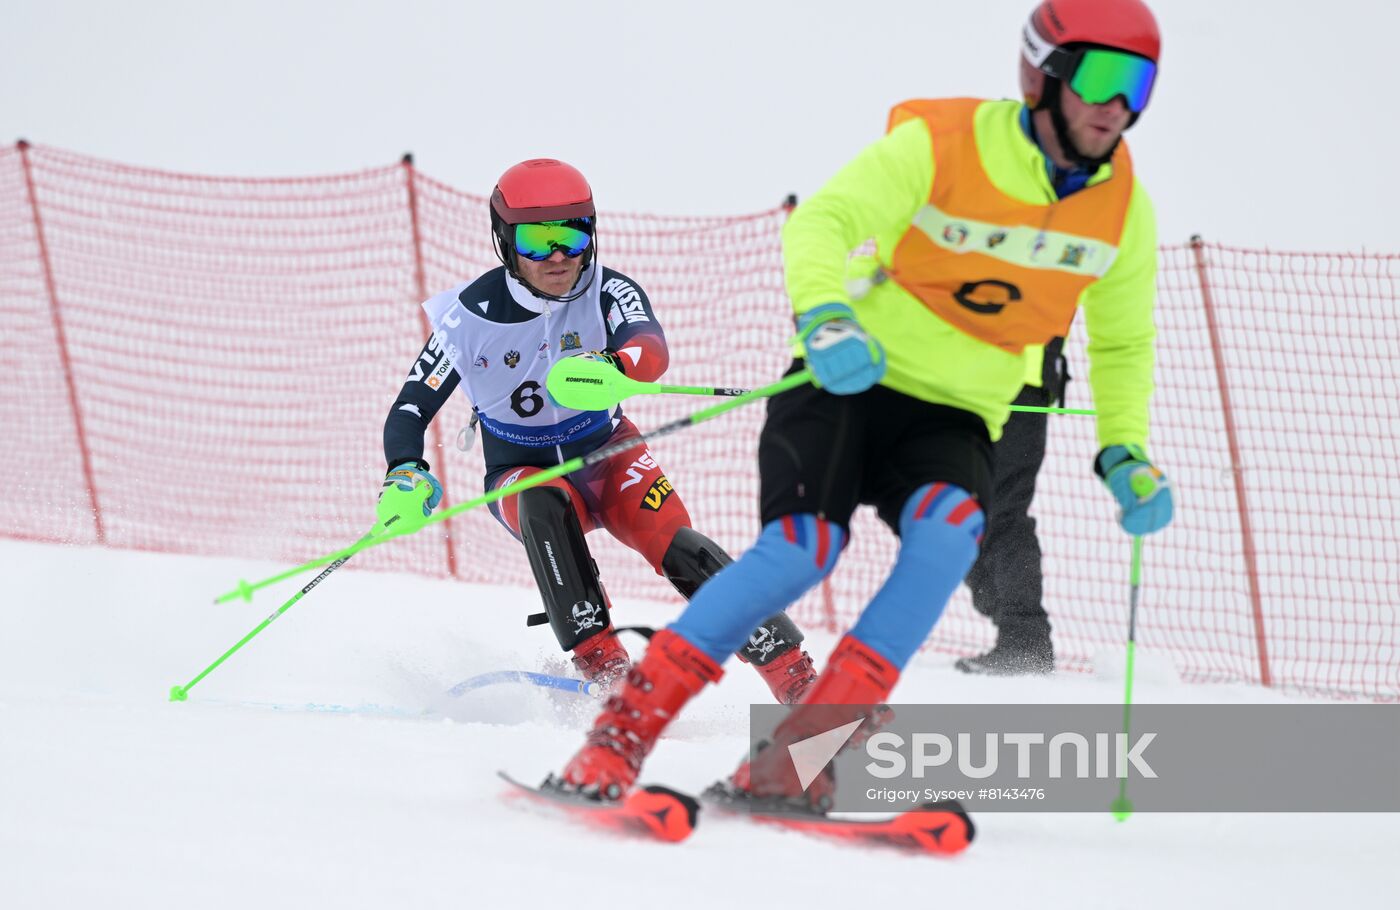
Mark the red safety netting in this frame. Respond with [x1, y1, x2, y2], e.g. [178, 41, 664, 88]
[2, 142, 1396, 699]
[843, 243, 1400, 700]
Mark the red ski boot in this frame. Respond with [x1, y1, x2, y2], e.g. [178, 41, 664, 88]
[726, 635, 898, 811]
[559, 629, 722, 800]
[569, 626, 632, 690]
[751, 646, 818, 705]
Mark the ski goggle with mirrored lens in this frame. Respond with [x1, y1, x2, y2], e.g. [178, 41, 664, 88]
[1067, 49, 1157, 113]
[513, 218, 593, 261]
[1039, 45, 1157, 114]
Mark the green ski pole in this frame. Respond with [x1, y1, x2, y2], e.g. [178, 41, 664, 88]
[214, 368, 814, 604]
[545, 355, 754, 409]
[1111, 534, 1144, 821]
[546, 356, 1095, 415]
[1011, 404, 1095, 415]
[173, 489, 431, 701]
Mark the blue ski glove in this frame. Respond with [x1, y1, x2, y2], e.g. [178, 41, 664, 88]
[796, 303, 887, 395]
[1096, 444, 1173, 536]
[377, 461, 444, 529]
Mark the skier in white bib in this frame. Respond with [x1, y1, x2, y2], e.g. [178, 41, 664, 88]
[377, 159, 817, 702]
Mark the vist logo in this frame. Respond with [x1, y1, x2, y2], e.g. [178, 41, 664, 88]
[406, 334, 445, 383]
[618, 453, 659, 491]
[602, 277, 650, 324]
[640, 475, 674, 512]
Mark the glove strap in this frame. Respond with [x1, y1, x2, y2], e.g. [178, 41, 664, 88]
[1095, 443, 1149, 479]
[795, 302, 857, 342]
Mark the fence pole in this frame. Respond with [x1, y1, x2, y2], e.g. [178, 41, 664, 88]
[1191, 235, 1272, 687]
[401, 153, 459, 578]
[17, 140, 105, 544]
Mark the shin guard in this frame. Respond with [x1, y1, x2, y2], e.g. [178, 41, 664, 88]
[518, 486, 612, 651]
[662, 525, 820, 703]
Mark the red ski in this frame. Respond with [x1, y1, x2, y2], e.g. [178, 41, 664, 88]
[498, 772, 698, 843]
[703, 786, 974, 855]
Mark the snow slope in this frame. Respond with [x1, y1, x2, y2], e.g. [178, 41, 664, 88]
[2, 538, 1396, 909]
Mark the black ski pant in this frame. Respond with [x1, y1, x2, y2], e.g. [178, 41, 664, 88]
[964, 338, 1067, 646]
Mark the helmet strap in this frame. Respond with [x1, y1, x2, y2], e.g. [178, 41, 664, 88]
[525, 268, 593, 303]
[491, 211, 517, 275]
[516, 258, 595, 303]
[489, 210, 597, 303]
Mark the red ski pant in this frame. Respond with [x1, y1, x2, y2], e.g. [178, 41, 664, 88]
[487, 417, 691, 573]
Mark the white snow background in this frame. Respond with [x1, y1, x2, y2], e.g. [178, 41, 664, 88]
[3, 1, 1399, 908]
[4, 538, 1399, 909]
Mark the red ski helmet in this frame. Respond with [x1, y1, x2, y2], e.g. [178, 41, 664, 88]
[490, 159, 597, 298]
[1019, 0, 1161, 168]
[1020, 0, 1161, 111]
[490, 158, 595, 225]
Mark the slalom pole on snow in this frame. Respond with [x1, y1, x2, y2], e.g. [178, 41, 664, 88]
[214, 368, 814, 604]
[172, 533, 367, 702]
[446, 670, 601, 699]
[546, 356, 1096, 415]
[1110, 535, 1144, 821]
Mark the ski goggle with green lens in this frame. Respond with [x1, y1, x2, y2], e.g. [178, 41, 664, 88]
[513, 218, 593, 261]
[1066, 49, 1157, 113]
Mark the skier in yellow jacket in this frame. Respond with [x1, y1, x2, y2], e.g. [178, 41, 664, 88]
[555, 0, 1175, 808]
